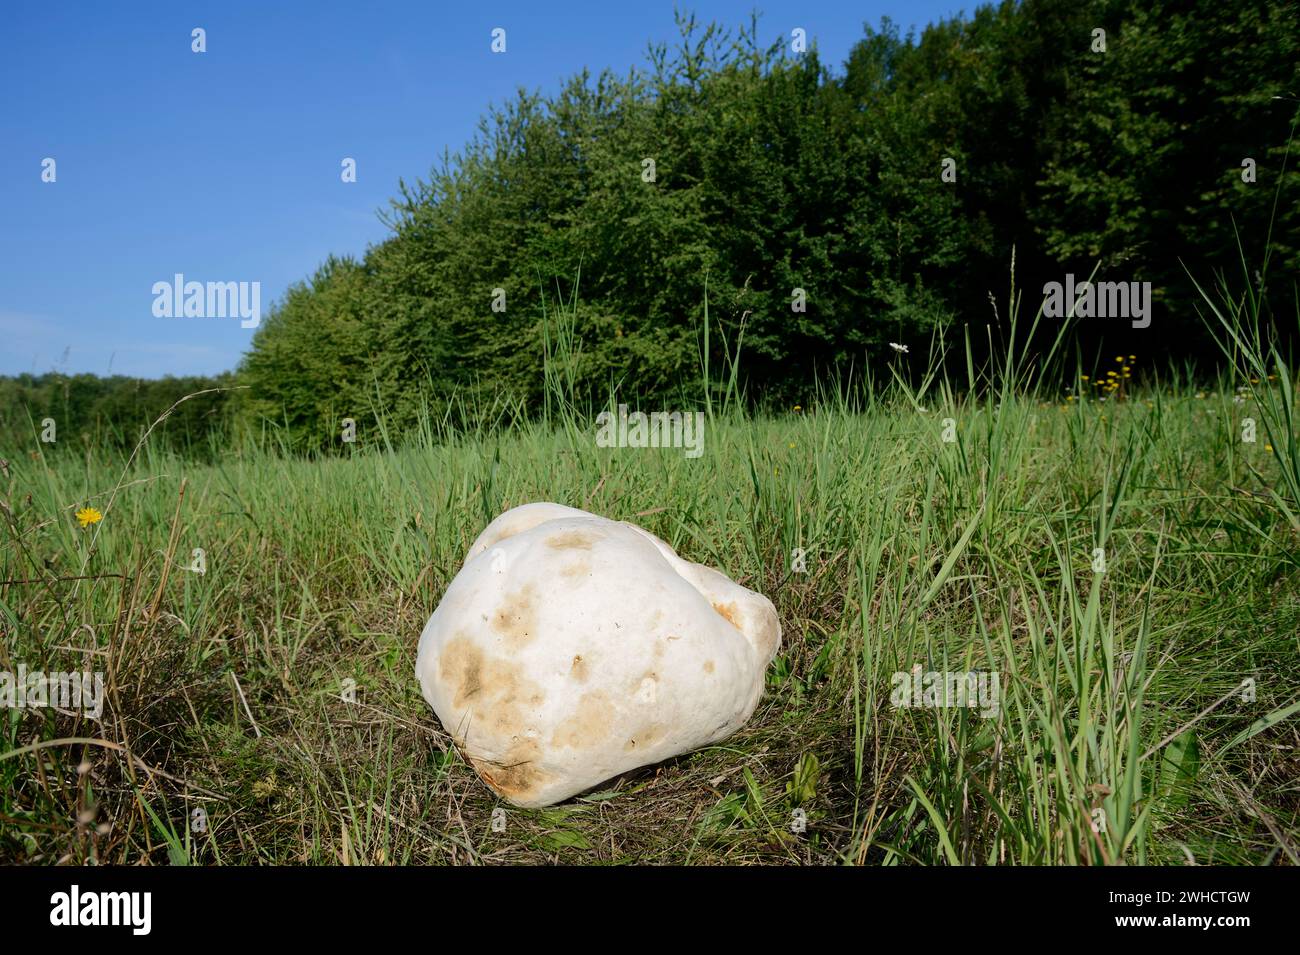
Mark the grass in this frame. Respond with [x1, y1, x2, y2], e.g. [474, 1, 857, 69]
[2, 282, 1299, 865]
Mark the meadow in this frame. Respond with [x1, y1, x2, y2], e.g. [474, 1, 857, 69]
[2, 287, 1299, 866]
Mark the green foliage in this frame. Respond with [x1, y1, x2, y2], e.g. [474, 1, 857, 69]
[0, 372, 232, 457]
[1033, 0, 1300, 345]
[235, 256, 379, 452]
[1156, 730, 1200, 811]
[786, 752, 820, 806]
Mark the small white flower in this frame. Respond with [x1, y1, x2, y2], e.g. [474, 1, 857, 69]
[889, 342, 909, 354]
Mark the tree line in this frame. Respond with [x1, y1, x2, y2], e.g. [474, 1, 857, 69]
[0, 373, 233, 457]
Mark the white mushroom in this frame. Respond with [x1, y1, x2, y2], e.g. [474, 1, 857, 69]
[415, 502, 781, 807]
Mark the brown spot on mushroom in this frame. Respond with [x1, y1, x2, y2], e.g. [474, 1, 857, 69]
[491, 583, 539, 647]
[439, 636, 545, 732]
[551, 690, 615, 749]
[546, 530, 597, 550]
[570, 654, 589, 682]
[712, 601, 743, 631]
[560, 559, 591, 579]
[439, 636, 484, 708]
[703, 660, 715, 674]
[486, 669, 545, 736]
[472, 739, 545, 802]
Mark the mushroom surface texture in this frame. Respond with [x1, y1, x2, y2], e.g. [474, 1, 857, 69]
[415, 502, 782, 807]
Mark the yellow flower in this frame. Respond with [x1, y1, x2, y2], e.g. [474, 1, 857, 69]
[793, 405, 802, 412]
[1115, 356, 1123, 362]
[1265, 444, 1274, 452]
[1080, 375, 1089, 381]
[75, 506, 103, 528]
[1128, 354, 1136, 360]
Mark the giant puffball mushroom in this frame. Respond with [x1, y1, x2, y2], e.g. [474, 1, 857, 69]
[415, 502, 781, 807]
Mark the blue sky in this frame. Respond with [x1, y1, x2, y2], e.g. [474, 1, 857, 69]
[0, 1, 969, 379]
